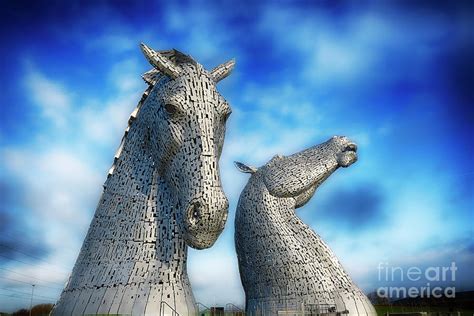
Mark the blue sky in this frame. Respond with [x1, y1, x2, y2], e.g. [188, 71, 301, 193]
[0, 0, 473, 312]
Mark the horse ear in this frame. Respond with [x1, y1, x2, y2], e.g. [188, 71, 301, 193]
[142, 68, 160, 85]
[210, 59, 235, 82]
[140, 42, 181, 79]
[234, 161, 257, 174]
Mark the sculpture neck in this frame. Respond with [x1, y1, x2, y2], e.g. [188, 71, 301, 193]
[104, 124, 154, 196]
[57, 120, 195, 315]
[103, 125, 188, 270]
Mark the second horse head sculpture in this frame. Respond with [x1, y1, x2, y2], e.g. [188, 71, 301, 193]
[235, 136, 376, 315]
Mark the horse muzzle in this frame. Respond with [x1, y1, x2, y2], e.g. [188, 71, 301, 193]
[182, 192, 229, 249]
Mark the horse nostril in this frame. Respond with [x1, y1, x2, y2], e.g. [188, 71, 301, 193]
[343, 143, 357, 152]
[192, 208, 200, 220]
[188, 202, 202, 225]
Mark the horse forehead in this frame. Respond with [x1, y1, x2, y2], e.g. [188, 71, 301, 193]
[180, 61, 206, 75]
[180, 64, 215, 87]
[180, 75, 221, 109]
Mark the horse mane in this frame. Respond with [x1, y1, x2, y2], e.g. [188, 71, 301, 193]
[159, 49, 197, 66]
[105, 86, 151, 178]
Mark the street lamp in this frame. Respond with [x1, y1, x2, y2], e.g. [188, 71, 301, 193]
[29, 284, 35, 316]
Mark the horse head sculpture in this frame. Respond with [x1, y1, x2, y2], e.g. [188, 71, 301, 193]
[260, 136, 357, 206]
[52, 43, 235, 315]
[139, 43, 234, 249]
[235, 136, 376, 315]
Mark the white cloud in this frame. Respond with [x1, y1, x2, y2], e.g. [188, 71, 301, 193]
[78, 94, 138, 145]
[259, 9, 376, 85]
[218, 80, 337, 203]
[2, 148, 101, 256]
[188, 248, 245, 307]
[107, 57, 143, 92]
[2, 262, 68, 287]
[0, 61, 146, 310]
[224, 82, 328, 165]
[24, 67, 72, 128]
[79, 58, 144, 144]
[159, 2, 244, 68]
[21, 56, 144, 146]
[0, 147, 97, 310]
[257, 7, 448, 88]
[4, 149, 100, 219]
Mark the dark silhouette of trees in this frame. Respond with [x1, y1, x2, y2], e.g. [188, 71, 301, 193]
[11, 304, 53, 316]
[367, 290, 391, 305]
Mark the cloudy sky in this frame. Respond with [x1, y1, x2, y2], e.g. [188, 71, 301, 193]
[0, 0, 473, 312]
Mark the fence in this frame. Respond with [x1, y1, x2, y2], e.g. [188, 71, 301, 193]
[246, 298, 340, 316]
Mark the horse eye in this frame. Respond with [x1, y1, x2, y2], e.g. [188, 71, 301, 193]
[164, 103, 178, 115]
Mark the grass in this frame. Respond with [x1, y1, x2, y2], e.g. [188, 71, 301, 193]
[374, 305, 474, 316]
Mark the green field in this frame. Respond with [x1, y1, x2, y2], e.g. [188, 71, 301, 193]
[3, 305, 473, 316]
[194, 306, 474, 316]
[374, 305, 474, 316]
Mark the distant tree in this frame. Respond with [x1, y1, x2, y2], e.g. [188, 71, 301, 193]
[12, 304, 53, 316]
[367, 290, 391, 305]
[12, 309, 28, 316]
[31, 304, 54, 316]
